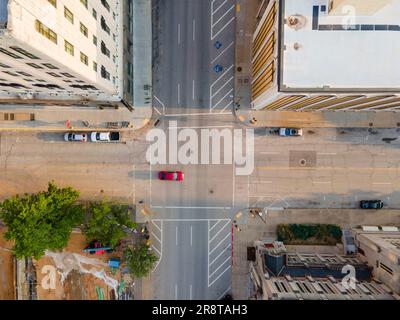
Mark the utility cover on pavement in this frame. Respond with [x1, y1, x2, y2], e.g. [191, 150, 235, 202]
[289, 150, 316, 168]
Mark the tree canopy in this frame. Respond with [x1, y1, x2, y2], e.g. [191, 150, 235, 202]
[0, 182, 84, 259]
[84, 201, 136, 247]
[124, 244, 158, 278]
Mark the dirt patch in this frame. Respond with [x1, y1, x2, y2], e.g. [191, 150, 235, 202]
[34, 231, 123, 300]
[0, 227, 15, 299]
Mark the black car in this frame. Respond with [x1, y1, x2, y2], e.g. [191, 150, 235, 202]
[360, 200, 383, 209]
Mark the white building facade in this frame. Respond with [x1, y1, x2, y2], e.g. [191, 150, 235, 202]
[0, 0, 124, 102]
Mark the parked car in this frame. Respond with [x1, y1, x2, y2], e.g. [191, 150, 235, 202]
[158, 171, 184, 181]
[90, 132, 120, 142]
[64, 132, 88, 142]
[360, 200, 383, 209]
[279, 128, 303, 136]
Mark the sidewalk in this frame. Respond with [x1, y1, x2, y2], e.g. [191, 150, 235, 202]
[233, 1, 400, 129]
[0, 104, 153, 132]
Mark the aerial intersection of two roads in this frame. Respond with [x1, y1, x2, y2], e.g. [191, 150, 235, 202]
[1, 0, 400, 300]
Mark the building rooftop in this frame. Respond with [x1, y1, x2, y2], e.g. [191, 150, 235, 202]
[280, 0, 400, 92]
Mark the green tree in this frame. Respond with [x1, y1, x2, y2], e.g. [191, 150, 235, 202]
[0, 182, 84, 259]
[84, 201, 136, 247]
[124, 244, 158, 278]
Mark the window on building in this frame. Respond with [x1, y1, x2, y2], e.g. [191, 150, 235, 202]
[64, 7, 74, 24]
[93, 35, 97, 46]
[0, 63, 11, 68]
[42, 63, 58, 69]
[47, 72, 61, 78]
[17, 71, 33, 77]
[48, 0, 57, 8]
[35, 79, 46, 82]
[80, 23, 88, 37]
[80, 52, 88, 65]
[100, 16, 110, 34]
[101, 41, 110, 57]
[80, 0, 88, 9]
[0, 47, 22, 59]
[64, 40, 74, 56]
[93, 61, 97, 72]
[3, 71, 19, 76]
[61, 72, 74, 78]
[35, 20, 57, 44]
[92, 9, 97, 20]
[26, 63, 44, 69]
[24, 78, 34, 82]
[101, 0, 110, 12]
[9, 47, 39, 59]
[101, 65, 110, 80]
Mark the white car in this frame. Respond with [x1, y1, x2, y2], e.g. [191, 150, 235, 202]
[64, 133, 88, 142]
[90, 132, 120, 142]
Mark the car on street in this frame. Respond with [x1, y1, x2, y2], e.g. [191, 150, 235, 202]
[279, 128, 303, 136]
[158, 171, 184, 181]
[64, 132, 88, 142]
[90, 132, 120, 142]
[360, 200, 384, 209]
[214, 64, 223, 73]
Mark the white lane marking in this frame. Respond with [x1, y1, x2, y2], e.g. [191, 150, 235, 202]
[151, 231, 161, 244]
[209, 220, 222, 232]
[209, 256, 231, 278]
[260, 151, 280, 155]
[154, 95, 166, 114]
[193, 19, 196, 41]
[177, 83, 180, 106]
[210, 65, 234, 88]
[372, 182, 392, 185]
[152, 218, 231, 222]
[207, 220, 210, 289]
[192, 79, 195, 100]
[178, 23, 181, 44]
[220, 100, 233, 113]
[190, 225, 193, 247]
[259, 181, 272, 184]
[209, 264, 231, 287]
[209, 220, 231, 243]
[151, 220, 163, 272]
[151, 245, 161, 256]
[212, 5, 235, 28]
[217, 286, 231, 300]
[313, 181, 330, 184]
[318, 152, 337, 155]
[151, 220, 162, 232]
[175, 284, 178, 300]
[176, 226, 178, 246]
[154, 107, 162, 115]
[211, 76, 234, 99]
[212, 0, 228, 15]
[211, 88, 234, 110]
[210, 243, 231, 266]
[211, 41, 234, 64]
[151, 205, 232, 210]
[189, 285, 193, 300]
[209, 232, 231, 255]
[212, 16, 235, 40]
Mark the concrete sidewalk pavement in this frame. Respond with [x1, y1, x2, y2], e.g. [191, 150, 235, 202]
[0, 104, 153, 132]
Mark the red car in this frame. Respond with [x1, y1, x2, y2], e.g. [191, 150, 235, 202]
[159, 171, 184, 181]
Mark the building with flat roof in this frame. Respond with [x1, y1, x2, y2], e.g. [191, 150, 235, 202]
[250, 241, 399, 300]
[352, 227, 400, 295]
[0, 0, 130, 104]
[251, 0, 400, 111]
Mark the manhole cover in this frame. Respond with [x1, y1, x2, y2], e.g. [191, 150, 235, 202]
[289, 151, 316, 168]
[209, 189, 214, 194]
